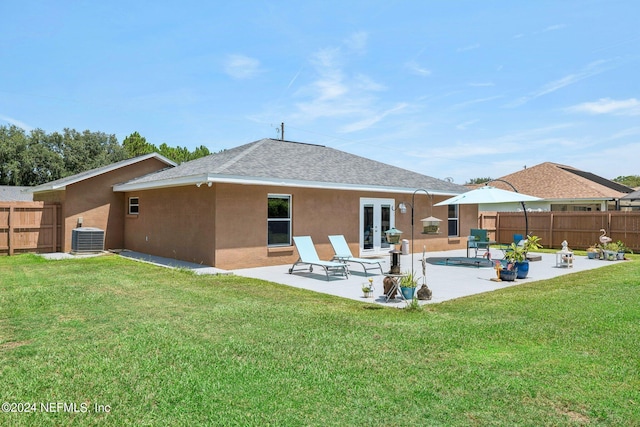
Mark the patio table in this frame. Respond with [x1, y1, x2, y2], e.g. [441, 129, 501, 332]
[383, 273, 408, 303]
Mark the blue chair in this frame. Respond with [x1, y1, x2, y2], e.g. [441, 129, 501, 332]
[467, 228, 490, 258]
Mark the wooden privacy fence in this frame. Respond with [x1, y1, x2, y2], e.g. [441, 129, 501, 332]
[479, 211, 640, 252]
[0, 202, 62, 255]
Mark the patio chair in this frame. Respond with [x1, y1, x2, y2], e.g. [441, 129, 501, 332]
[289, 236, 350, 280]
[467, 228, 491, 258]
[328, 235, 384, 276]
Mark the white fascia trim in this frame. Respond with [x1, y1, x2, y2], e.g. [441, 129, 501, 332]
[113, 174, 461, 196]
[28, 153, 177, 193]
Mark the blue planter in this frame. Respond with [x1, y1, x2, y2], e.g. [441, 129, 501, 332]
[499, 269, 517, 281]
[515, 261, 529, 279]
[400, 286, 415, 299]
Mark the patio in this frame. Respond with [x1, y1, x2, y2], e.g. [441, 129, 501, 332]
[83, 248, 623, 308]
[232, 248, 623, 308]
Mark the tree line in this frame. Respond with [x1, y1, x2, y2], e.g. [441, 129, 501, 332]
[0, 126, 210, 186]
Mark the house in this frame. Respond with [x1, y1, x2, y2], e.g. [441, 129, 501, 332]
[0, 186, 33, 201]
[620, 189, 640, 211]
[481, 162, 634, 212]
[29, 153, 176, 252]
[30, 138, 474, 270]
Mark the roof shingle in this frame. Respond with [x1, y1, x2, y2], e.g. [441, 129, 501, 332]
[492, 162, 632, 199]
[120, 138, 467, 194]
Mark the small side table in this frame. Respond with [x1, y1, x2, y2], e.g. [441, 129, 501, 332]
[556, 251, 574, 268]
[383, 273, 407, 302]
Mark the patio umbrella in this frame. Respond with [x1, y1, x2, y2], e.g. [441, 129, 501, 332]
[434, 185, 541, 236]
[434, 186, 541, 206]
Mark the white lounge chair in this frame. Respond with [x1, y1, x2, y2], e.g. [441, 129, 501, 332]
[328, 235, 383, 276]
[289, 236, 349, 280]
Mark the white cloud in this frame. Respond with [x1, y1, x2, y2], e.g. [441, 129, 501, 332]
[223, 54, 263, 79]
[340, 103, 407, 133]
[451, 95, 502, 110]
[290, 42, 393, 129]
[405, 60, 431, 77]
[506, 60, 611, 108]
[567, 98, 640, 115]
[542, 24, 566, 32]
[456, 120, 479, 130]
[0, 114, 32, 131]
[457, 43, 480, 52]
[344, 31, 368, 54]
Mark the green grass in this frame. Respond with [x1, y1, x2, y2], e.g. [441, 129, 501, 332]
[1, 253, 639, 426]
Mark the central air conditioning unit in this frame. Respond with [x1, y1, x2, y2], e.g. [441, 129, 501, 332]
[71, 227, 105, 253]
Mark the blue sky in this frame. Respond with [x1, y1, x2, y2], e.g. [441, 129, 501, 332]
[1, 0, 638, 184]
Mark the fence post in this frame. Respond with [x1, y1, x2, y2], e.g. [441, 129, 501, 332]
[8, 206, 13, 256]
[51, 204, 57, 253]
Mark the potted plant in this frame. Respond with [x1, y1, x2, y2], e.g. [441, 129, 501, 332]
[587, 245, 599, 259]
[614, 240, 632, 260]
[503, 235, 543, 279]
[361, 278, 374, 298]
[399, 271, 418, 300]
[602, 241, 619, 261]
[498, 262, 517, 281]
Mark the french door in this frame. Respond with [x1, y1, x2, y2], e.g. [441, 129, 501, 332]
[360, 198, 395, 255]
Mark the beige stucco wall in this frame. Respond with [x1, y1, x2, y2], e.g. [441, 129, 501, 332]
[123, 184, 217, 265]
[33, 158, 171, 253]
[124, 182, 476, 270]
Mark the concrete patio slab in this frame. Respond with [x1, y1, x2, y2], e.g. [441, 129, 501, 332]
[41, 248, 625, 309]
[233, 248, 624, 308]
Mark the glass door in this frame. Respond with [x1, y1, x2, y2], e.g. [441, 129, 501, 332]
[360, 198, 395, 255]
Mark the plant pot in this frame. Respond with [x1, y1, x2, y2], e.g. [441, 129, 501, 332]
[587, 251, 597, 259]
[400, 286, 415, 300]
[362, 291, 373, 298]
[515, 261, 529, 279]
[617, 252, 625, 260]
[499, 269, 517, 282]
[603, 250, 616, 261]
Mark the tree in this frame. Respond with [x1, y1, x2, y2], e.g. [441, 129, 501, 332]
[124, 131, 210, 164]
[613, 175, 640, 188]
[123, 131, 156, 157]
[19, 128, 65, 185]
[465, 177, 492, 185]
[57, 129, 126, 176]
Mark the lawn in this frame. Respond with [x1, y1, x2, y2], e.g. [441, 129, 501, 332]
[1, 253, 639, 426]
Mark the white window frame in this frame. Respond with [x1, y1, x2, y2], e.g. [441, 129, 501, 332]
[448, 204, 459, 237]
[128, 197, 139, 215]
[267, 194, 292, 247]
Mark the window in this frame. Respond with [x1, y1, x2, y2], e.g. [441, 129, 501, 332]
[268, 195, 291, 246]
[447, 204, 458, 237]
[128, 197, 139, 215]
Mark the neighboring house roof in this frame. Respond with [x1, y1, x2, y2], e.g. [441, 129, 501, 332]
[28, 153, 176, 193]
[621, 189, 640, 201]
[114, 138, 467, 195]
[0, 186, 33, 201]
[491, 162, 632, 200]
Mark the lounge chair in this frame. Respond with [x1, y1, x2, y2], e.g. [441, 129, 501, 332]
[289, 236, 349, 280]
[328, 235, 383, 276]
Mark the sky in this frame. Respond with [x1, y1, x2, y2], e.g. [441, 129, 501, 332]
[1, 0, 639, 184]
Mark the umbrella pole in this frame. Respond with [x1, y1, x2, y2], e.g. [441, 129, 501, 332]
[489, 180, 530, 237]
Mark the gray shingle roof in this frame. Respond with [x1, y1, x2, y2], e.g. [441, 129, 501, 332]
[0, 186, 33, 201]
[28, 153, 176, 193]
[120, 138, 466, 194]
